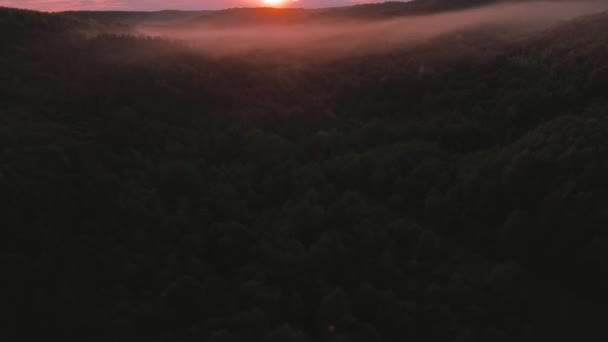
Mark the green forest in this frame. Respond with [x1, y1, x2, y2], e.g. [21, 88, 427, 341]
[2, 1, 608, 341]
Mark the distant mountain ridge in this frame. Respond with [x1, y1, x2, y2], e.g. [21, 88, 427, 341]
[57, 0, 500, 27]
[61, 10, 211, 25]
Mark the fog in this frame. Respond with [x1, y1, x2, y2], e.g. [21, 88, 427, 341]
[136, 1, 608, 60]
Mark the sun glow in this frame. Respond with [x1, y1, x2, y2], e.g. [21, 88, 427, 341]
[262, 0, 294, 7]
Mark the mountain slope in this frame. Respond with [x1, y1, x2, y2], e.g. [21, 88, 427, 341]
[3, 4, 608, 342]
[0, 6, 125, 44]
[184, 0, 498, 27]
[62, 10, 211, 25]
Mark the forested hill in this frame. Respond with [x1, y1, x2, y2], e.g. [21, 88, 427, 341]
[319, 0, 495, 18]
[184, 0, 496, 26]
[0, 7, 126, 43]
[0, 7, 84, 38]
[528, 11, 608, 66]
[61, 0, 507, 27]
[61, 10, 211, 25]
[3, 4, 608, 342]
[61, 0, 603, 28]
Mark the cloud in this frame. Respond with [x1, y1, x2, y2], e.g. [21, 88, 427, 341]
[0, 0, 389, 11]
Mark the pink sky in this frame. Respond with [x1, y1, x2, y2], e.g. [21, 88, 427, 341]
[0, 0, 388, 11]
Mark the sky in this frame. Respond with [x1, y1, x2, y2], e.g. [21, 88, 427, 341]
[0, 0, 389, 11]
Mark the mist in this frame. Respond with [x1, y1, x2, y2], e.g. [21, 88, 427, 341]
[136, 1, 608, 60]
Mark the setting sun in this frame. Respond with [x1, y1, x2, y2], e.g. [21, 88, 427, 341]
[262, 0, 295, 7]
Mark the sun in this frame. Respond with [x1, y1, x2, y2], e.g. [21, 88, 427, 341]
[262, 0, 288, 6]
[260, 0, 299, 7]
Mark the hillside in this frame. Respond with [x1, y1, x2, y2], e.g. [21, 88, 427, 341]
[0, 6, 127, 45]
[528, 11, 608, 65]
[168, 0, 500, 27]
[62, 10, 211, 25]
[0, 7, 86, 37]
[59, 0, 608, 29]
[62, 0, 500, 28]
[2, 3, 608, 342]
[320, 0, 495, 18]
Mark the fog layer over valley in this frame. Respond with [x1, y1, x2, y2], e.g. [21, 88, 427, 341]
[138, 1, 608, 58]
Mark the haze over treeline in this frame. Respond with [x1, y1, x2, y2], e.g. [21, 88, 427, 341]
[3, 1, 608, 341]
[137, 1, 608, 58]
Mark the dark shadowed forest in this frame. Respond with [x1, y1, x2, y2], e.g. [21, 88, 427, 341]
[2, 1, 608, 341]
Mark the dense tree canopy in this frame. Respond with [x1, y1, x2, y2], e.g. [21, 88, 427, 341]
[2, 5, 608, 342]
